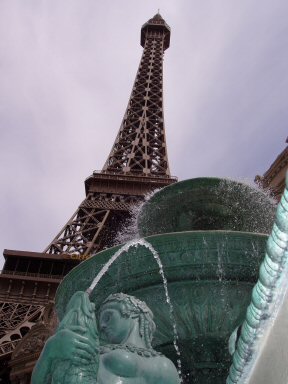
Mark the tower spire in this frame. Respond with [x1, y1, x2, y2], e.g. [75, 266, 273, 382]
[103, 14, 171, 177]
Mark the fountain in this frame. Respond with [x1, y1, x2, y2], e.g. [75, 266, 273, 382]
[47, 176, 278, 384]
[33, 175, 287, 384]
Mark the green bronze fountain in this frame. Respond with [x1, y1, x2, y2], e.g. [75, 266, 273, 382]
[32, 175, 288, 384]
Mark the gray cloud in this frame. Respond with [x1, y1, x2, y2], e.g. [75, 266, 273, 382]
[1, 0, 287, 268]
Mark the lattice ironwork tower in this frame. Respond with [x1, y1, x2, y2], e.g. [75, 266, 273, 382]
[0, 13, 176, 383]
[43, 12, 173, 257]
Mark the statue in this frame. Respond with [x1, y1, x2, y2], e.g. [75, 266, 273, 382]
[32, 291, 180, 384]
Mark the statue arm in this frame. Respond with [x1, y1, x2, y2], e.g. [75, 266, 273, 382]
[32, 291, 99, 383]
[32, 325, 98, 383]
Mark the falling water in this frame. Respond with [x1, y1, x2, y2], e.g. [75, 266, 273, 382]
[113, 204, 142, 246]
[137, 239, 182, 379]
[113, 188, 162, 246]
[216, 178, 276, 233]
[217, 244, 224, 282]
[86, 237, 183, 380]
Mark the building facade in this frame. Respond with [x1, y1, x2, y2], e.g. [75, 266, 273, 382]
[255, 138, 288, 202]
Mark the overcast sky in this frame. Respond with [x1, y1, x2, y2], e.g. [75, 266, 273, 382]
[0, 0, 287, 269]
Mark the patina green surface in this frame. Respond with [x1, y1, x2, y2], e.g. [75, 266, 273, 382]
[33, 291, 99, 383]
[55, 231, 268, 383]
[32, 292, 179, 384]
[226, 173, 288, 384]
[138, 178, 275, 236]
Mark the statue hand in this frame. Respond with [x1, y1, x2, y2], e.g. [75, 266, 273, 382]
[46, 325, 98, 366]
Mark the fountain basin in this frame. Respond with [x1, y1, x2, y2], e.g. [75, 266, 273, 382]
[138, 178, 275, 236]
[56, 230, 268, 383]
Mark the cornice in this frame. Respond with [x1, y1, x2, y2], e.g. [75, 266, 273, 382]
[262, 146, 288, 185]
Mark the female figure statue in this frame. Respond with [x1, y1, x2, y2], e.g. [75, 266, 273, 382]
[32, 292, 180, 384]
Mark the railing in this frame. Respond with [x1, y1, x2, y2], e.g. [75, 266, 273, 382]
[0, 270, 63, 280]
[0, 293, 51, 306]
[87, 170, 178, 182]
[0, 339, 19, 357]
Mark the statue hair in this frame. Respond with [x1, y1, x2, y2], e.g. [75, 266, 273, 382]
[101, 293, 156, 349]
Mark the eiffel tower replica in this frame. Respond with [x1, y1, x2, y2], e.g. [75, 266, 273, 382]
[0, 13, 176, 383]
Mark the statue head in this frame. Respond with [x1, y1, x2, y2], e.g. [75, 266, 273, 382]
[99, 293, 156, 348]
